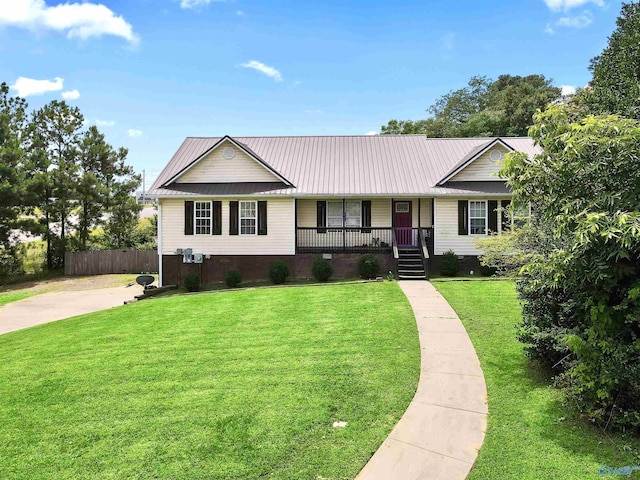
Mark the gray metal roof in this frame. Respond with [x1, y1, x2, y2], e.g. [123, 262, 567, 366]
[149, 135, 538, 197]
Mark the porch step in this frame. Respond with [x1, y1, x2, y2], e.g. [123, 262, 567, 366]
[396, 247, 426, 280]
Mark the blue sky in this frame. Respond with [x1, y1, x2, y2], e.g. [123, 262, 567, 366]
[0, 0, 624, 187]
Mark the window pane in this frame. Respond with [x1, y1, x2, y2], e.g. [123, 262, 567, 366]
[345, 201, 361, 227]
[470, 218, 486, 235]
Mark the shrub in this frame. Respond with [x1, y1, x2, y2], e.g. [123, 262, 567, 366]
[312, 259, 333, 282]
[439, 250, 459, 276]
[358, 254, 380, 279]
[268, 261, 290, 285]
[183, 273, 200, 292]
[478, 261, 497, 277]
[225, 270, 242, 288]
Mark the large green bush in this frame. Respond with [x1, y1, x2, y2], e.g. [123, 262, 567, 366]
[358, 254, 379, 279]
[439, 250, 459, 277]
[268, 261, 290, 285]
[312, 259, 333, 282]
[500, 104, 640, 431]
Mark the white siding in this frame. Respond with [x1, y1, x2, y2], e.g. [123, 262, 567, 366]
[450, 145, 510, 182]
[160, 197, 295, 255]
[434, 197, 509, 256]
[419, 198, 432, 227]
[176, 140, 279, 183]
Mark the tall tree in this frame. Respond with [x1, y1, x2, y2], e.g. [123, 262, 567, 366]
[0, 82, 27, 277]
[101, 146, 141, 249]
[380, 74, 560, 137]
[29, 101, 83, 269]
[584, 1, 640, 119]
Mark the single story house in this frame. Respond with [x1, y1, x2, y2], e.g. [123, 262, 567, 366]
[148, 135, 538, 285]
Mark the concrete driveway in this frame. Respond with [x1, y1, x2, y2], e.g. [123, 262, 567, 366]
[0, 285, 143, 335]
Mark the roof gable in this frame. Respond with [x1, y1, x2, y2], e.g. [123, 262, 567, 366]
[163, 136, 293, 186]
[436, 138, 514, 185]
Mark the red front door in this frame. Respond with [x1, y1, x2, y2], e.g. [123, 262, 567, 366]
[393, 200, 413, 246]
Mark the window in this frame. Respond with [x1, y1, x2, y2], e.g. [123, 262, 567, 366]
[469, 200, 486, 235]
[327, 201, 343, 228]
[195, 201, 211, 235]
[327, 200, 361, 228]
[240, 200, 257, 235]
[395, 202, 410, 213]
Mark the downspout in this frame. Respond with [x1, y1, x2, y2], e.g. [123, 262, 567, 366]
[157, 201, 163, 287]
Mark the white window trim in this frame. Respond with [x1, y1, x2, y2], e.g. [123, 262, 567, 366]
[239, 200, 257, 236]
[326, 200, 361, 228]
[395, 201, 410, 213]
[194, 201, 212, 235]
[468, 200, 487, 236]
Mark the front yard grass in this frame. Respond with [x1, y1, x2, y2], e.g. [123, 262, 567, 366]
[434, 280, 640, 480]
[0, 282, 419, 480]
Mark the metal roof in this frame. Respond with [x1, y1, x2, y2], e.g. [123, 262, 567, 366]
[149, 135, 538, 197]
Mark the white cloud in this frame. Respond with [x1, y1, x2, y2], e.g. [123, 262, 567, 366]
[556, 13, 593, 28]
[96, 119, 116, 127]
[10, 76, 63, 97]
[236, 10, 245, 16]
[0, 0, 138, 44]
[128, 129, 143, 137]
[180, 0, 225, 9]
[241, 60, 283, 82]
[560, 85, 577, 96]
[543, 0, 604, 12]
[365, 131, 378, 136]
[304, 109, 323, 114]
[61, 89, 80, 100]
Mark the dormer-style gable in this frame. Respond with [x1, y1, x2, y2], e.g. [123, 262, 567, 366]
[436, 138, 514, 185]
[163, 136, 293, 186]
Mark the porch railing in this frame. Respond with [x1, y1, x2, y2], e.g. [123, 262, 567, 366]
[296, 227, 394, 253]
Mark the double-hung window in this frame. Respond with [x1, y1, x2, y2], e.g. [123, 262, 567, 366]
[469, 200, 487, 235]
[326, 200, 361, 228]
[240, 200, 257, 235]
[195, 201, 211, 235]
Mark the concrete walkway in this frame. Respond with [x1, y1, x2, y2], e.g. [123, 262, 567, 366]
[356, 281, 487, 480]
[0, 285, 142, 335]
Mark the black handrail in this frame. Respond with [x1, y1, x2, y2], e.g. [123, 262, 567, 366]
[296, 227, 394, 253]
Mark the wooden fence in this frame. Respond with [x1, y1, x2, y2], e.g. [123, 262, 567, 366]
[64, 250, 158, 276]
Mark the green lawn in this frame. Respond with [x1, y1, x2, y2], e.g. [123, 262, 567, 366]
[0, 290, 35, 306]
[0, 282, 419, 480]
[434, 280, 640, 480]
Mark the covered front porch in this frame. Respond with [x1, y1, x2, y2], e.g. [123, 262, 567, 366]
[294, 197, 434, 254]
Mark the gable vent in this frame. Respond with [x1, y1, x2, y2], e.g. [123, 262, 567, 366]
[223, 147, 235, 159]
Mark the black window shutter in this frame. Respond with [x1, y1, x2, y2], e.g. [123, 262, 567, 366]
[361, 200, 372, 233]
[212, 201, 222, 235]
[458, 200, 468, 236]
[488, 200, 498, 233]
[501, 200, 511, 232]
[258, 201, 267, 235]
[229, 201, 239, 235]
[184, 201, 194, 236]
[317, 201, 327, 234]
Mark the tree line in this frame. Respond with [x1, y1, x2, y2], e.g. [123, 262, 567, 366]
[0, 84, 147, 278]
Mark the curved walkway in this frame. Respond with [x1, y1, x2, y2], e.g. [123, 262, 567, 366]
[357, 281, 487, 480]
[0, 286, 142, 335]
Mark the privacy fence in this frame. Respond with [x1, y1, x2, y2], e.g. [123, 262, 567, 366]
[64, 250, 158, 276]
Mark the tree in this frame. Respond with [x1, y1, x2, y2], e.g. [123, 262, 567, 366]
[380, 74, 561, 137]
[584, 2, 640, 120]
[29, 101, 83, 269]
[0, 82, 27, 277]
[497, 104, 640, 431]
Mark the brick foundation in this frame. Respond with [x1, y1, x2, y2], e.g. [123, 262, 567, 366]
[162, 253, 396, 286]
